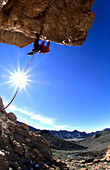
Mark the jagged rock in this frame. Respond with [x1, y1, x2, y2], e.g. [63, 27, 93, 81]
[0, 0, 95, 47]
[7, 121, 16, 133]
[11, 140, 24, 155]
[15, 126, 29, 137]
[103, 145, 110, 161]
[0, 98, 7, 115]
[21, 122, 29, 131]
[0, 98, 67, 169]
[7, 112, 17, 123]
[32, 148, 44, 161]
[0, 121, 3, 132]
[0, 98, 4, 110]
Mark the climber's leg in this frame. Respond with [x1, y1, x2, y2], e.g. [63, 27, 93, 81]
[33, 33, 40, 51]
[27, 52, 33, 55]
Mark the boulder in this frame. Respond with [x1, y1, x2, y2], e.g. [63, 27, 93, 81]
[32, 148, 44, 161]
[15, 126, 29, 137]
[7, 112, 17, 123]
[11, 140, 24, 156]
[7, 121, 16, 133]
[21, 122, 29, 131]
[0, 98, 4, 112]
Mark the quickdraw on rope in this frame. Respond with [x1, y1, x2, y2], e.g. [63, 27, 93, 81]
[0, 46, 41, 112]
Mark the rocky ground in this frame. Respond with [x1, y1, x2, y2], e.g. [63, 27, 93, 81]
[65, 158, 110, 170]
[0, 97, 110, 170]
[53, 148, 110, 169]
[0, 98, 68, 169]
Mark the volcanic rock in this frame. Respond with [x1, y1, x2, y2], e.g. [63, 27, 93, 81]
[0, 97, 4, 110]
[7, 112, 17, 123]
[103, 145, 110, 161]
[21, 122, 29, 131]
[0, 98, 68, 169]
[0, 0, 95, 47]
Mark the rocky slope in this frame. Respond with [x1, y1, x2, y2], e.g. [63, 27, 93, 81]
[0, 0, 95, 47]
[65, 146, 110, 170]
[37, 130, 86, 150]
[0, 98, 68, 169]
[65, 152, 110, 170]
[77, 129, 110, 152]
[17, 121, 100, 140]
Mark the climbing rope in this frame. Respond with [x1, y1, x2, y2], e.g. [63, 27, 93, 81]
[0, 46, 41, 112]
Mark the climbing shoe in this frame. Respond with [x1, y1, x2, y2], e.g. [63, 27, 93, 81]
[27, 52, 33, 55]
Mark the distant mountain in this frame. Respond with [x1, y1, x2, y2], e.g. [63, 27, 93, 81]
[17, 121, 101, 140]
[49, 130, 100, 139]
[37, 130, 86, 150]
[77, 128, 110, 152]
[17, 120, 110, 155]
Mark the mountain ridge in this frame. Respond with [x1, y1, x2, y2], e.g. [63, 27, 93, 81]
[17, 121, 104, 140]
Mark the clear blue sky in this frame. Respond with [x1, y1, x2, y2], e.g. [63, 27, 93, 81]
[0, 0, 110, 132]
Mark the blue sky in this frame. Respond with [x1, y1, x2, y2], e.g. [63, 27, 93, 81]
[0, 0, 110, 132]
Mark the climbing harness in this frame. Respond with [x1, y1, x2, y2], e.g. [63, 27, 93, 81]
[0, 46, 41, 112]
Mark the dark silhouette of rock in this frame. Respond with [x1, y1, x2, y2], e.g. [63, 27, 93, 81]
[0, 0, 95, 47]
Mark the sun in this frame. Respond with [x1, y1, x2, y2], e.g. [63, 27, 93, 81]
[0, 63, 33, 98]
[9, 68, 29, 89]
[2, 65, 32, 92]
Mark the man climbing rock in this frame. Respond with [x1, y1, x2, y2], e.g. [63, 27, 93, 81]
[27, 33, 50, 55]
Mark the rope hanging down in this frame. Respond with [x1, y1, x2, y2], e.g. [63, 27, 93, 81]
[0, 47, 40, 112]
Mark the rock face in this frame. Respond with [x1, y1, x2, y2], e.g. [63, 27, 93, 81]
[7, 112, 17, 123]
[104, 145, 110, 161]
[0, 98, 4, 110]
[0, 0, 95, 47]
[0, 98, 67, 169]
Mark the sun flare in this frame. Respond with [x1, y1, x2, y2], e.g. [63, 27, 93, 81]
[0, 64, 33, 96]
[9, 69, 29, 89]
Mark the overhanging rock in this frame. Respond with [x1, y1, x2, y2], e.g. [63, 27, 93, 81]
[0, 0, 96, 47]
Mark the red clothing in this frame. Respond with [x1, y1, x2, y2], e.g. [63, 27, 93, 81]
[40, 41, 50, 54]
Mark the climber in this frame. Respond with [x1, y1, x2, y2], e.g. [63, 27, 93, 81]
[27, 33, 50, 55]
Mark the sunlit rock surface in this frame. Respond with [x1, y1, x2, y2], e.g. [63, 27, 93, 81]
[0, 98, 68, 169]
[0, 0, 95, 47]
